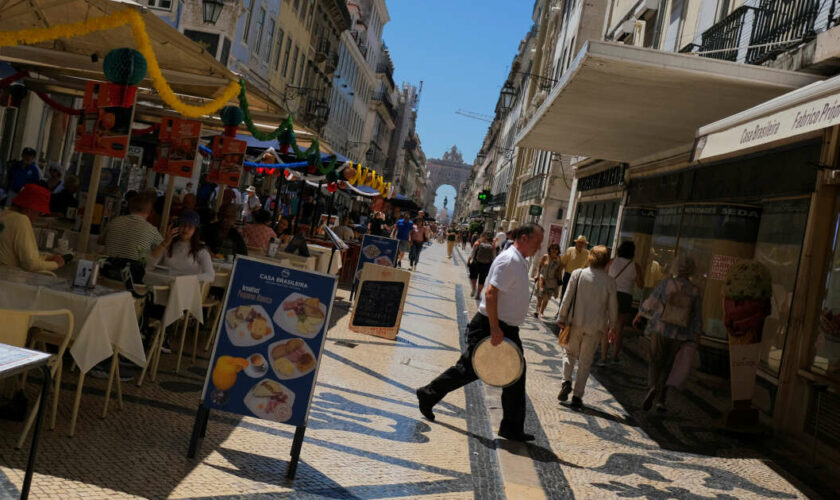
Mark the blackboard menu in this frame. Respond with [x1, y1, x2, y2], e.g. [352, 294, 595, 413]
[349, 263, 410, 340]
[352, 281, 405, 328]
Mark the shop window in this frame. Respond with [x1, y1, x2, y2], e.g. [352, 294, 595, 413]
[812, 193, 840, 380]
[147, 0, 172, 11]
[572, 199, 620, 249]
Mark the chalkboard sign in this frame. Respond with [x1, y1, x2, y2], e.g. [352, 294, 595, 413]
[352, 281, 405, 327]
[349, 263, 410, 340]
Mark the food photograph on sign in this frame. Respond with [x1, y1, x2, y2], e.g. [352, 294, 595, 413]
[203, 257, 337, 427]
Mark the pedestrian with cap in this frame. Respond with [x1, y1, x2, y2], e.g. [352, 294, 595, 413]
[242, 186, 261, 222]
[147, 210, 215, 282]
[416, 223, 545, 442]
[560, 235, 590, 298]
[6, 148, 42, 205]
[0, 183, 65, 272]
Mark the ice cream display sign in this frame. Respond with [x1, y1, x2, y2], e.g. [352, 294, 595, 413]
[189, 257, 337, 478]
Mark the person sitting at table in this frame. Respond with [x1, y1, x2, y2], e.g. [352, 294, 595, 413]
[241, 209, 277, 251]
[0, 183, 65, 272]
[101, 190, 162, 281]
[146, 210, 215, 282]
[202, 204, 248, 257]
[335, 216, 355, 242]
[49, 174, 79, 216]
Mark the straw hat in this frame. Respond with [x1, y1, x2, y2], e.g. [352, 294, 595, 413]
[574, 235, 589, 245]
[246, 186, 257, 193]
[12, 184, 51, 215]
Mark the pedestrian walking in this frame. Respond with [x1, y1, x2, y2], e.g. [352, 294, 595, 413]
[416, 224, 545, 442]
[560, 235, 590, 298]
[467, 231, 496, 298]
[598, 241, 644, 367]
[446, 226, 457, 259]
[408, 219, 426, 271]
[556, 245, 617, 410]
[391, 214, 413, 267]
[460, 229, 470, 250]
[534, 243, 563, 318]
[632, 254, 702, 412]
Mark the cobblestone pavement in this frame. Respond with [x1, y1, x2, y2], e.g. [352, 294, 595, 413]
[0, 242, 821, 499]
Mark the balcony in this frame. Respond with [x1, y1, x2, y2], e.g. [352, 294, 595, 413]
[684, 0, 825, 65]
[315, 38, 330, 63]
[371, 91, 398, 122]
[518, 174, 546, 203]
[350, 30, 368, 58]
[325, 52, 339, 73]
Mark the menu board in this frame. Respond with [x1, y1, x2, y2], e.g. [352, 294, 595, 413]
[206, 135, 247, 187]
[75, 81, 137, 158]
[153, 117, 201, 177]
[200, 256, 337, 427]
[349, 263, 410, 340]
[354, 234, 399, 286]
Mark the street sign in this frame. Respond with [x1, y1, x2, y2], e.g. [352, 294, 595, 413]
[188, 256, 337, 480]
[529, 204, 543, 216]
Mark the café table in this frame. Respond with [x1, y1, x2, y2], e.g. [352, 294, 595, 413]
[0, 343, 51, 500]
[143, 270, 204, 328]
[0, 267, 145, 432]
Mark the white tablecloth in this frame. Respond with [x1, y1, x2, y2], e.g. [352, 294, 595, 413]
[0, 271, 145, 374]
[144, 271, 204, 327]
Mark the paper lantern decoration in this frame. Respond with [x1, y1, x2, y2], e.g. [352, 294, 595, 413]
[103, 48, 148, 85]
[278, 123, 295, 155]
[8, 83, 27, 108]
[326, 182, 338, 193]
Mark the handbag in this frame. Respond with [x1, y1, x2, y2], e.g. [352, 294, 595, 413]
[661, 280, 692, 328]
[558, 272, 581, 346]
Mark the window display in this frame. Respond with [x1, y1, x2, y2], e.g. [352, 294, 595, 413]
[813, 193, 840, 379]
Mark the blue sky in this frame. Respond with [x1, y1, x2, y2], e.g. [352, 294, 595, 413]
[383, 0, 534, 211]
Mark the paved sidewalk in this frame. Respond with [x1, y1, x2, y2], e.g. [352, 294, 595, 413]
[0, 241, 820, 499]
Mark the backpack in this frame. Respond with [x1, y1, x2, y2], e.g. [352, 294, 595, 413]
[474, 243, 495, 264]
[661, 280, 692, 328]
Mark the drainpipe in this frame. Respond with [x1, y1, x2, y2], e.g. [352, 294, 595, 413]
[651, 0, 668, 49]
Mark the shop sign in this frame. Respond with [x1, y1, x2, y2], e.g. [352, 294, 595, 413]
[695, 90, 840, 161]
[529, 204, 543, 216]
[578, 165, 625, 192]
[153, 117, 201, 178]
[206, 135, 247, 187]
[548, 223, 564, 246]
[75, 81, 137, 158]
[189, 256, 337, 479]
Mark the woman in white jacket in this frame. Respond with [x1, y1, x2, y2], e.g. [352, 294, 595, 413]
[556, 245, 618, 410]
[147, 210, 215, 283]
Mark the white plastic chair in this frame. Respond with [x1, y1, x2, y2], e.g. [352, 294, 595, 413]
[5, 309, 74, 449]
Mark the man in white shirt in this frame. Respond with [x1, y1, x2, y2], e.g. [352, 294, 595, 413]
[416, 223, 544, 442]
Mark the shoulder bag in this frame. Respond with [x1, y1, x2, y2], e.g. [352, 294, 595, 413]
[661, 280, 692, 328]
[558, 271, 581, 347]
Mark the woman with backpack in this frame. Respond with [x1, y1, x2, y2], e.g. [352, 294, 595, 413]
[598, 241, 644, 366]
[632, 254, 702, 412]
[534, 244, 563, 318]
[467, 231, 496, 298]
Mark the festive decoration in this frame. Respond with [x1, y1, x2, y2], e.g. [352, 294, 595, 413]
[0, 9, 240, 118]
[326, 182, 338, 193]
[8, 82, 27, 107]
[103, 48, 147, 85]
[35, 91, 83, 115]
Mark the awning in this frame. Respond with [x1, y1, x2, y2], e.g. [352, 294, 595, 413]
[0, 0, 278, 112]
[694, 75, 840, 161]
[515, 41, 821, 163]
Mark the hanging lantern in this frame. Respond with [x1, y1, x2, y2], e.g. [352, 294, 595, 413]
[220, 105, 244, 137]
[103, 48, 148, 86]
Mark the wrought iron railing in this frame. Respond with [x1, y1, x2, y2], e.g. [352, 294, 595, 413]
[519, 174, 546, 203]
[689, 0, 825, 65]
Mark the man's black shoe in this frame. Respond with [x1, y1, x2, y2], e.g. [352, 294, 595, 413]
[642, 387, 657, 411]
[498, 429, 536, 442]
[557, 381, 572, 402]
[570, 396, 583, 411]
[416, 388, 435, 422]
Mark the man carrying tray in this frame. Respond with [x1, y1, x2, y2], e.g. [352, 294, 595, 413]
[416, 223, 544, 442]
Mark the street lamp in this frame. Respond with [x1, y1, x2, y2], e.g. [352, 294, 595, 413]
[313, 99, 330, 120]
[476, 151, 486, 165]
[500, 82, 516, 112]
[202, 0, 225, 25]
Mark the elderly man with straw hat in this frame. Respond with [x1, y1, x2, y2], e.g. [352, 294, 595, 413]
[560, 235, 590, 298]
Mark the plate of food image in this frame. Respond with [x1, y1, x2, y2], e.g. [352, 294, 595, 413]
[225, 305, 274, 346]
[267, 338, 317, 380]
[374, 256, 393, 267]
[362, 244, 381, 259]
[273, 293, 326, 338]
[244, 353, 269, 378]
[243, 379, 295, 423]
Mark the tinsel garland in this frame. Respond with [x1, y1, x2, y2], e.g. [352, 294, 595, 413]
[0, 9, 240, 118]
[35, 91, 82, 115]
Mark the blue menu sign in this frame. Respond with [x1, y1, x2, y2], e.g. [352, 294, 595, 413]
[354, 234, 399, 286]
[188, 256, 337, 479]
